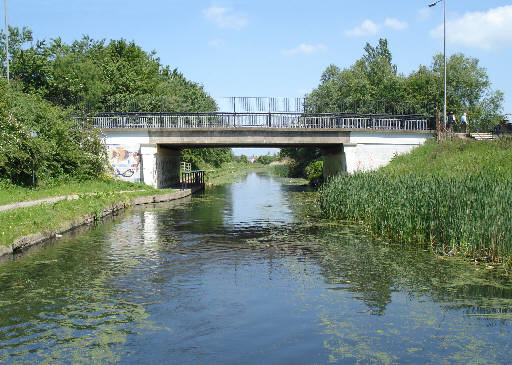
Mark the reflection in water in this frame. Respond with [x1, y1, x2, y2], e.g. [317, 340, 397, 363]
[1, 172, 512, 364]
[226, 173, 295, 227]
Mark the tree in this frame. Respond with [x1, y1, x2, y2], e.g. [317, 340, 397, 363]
[0, 27, 234, 180]
[405, 53, 504, 131]
[295, 39, 505, 179]
[306, 38, 402, 114]
[0, 80, 106, 185]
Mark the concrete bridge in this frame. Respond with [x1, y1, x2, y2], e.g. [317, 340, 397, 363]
[93, 111, 434, 188]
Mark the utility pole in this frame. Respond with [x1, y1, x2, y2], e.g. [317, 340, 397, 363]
[4, 0, 8, 83]
[443, 0, 446, 131]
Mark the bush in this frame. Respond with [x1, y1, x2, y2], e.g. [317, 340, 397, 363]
[255, 154, 277, 165]
[305, 160, 323, 185]
[0, 81, 106, 186]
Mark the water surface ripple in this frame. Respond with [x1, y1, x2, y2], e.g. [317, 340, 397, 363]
[1, 172, 512, 364]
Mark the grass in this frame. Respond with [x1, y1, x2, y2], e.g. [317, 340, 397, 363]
[265, 164, 290, 177]
[0, 178, 157, 206]
[319, 137, 512, 266]
[205, 162, 265, 185]
[0, 179, 175, 249]
[0, 161, 265, 249]
[381, 137, 512, 178]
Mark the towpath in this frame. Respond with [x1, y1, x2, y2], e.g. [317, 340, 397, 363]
[0, 191, 142, 213]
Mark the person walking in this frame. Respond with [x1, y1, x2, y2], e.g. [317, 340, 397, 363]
[461, 112, 468, 134]
[447, 112, 456, 131]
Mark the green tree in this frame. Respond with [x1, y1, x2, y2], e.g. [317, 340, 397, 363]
[306, 39, 402, 114]
[1, 27, 233, 173]
[294, 39, 505, 179]
[405, 53, 504, 131]
[0, 80, 106, 185]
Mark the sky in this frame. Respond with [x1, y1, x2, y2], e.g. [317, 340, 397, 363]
[5, 0, 512, 155]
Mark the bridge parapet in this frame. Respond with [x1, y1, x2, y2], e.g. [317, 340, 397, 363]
[89, 112, 433, 131]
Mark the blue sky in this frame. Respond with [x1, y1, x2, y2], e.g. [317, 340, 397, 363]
[6, 0, 512, 155]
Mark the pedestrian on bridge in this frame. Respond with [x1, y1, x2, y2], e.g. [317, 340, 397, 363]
[461, 112, 468, 134]
[447, 112, 456, 132]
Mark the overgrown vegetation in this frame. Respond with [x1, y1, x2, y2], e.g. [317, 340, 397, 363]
[0, 80, 106, 186]
[304, 160, 323, 186]
[254, 154, 278, 165]
[320, 138, 512, 265]
[0, 26, 233, 187]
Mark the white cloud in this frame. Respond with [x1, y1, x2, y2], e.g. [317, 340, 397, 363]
[281, 43, 327, 56]
[203, 6, 248, 30]
[345, 18, 408, 37]
[345, 19, 380, 37]
[430, 5, 512, 50]
[208, 39, 223, 47]
[384, 18, 408, 30]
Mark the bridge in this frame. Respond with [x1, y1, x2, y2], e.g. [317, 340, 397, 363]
[92, 98, 435, 188]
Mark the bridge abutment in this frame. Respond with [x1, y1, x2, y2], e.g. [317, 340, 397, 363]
[141, 145, 181, 188]
[321, 145, 347, 179]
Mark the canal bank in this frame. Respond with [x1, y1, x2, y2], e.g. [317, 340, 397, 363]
[319, 138, 512, 267]
[0, 186, 203, 260]
[0, 161, 263, 261]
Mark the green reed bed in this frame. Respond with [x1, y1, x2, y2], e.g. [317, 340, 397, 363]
[320, 138, 512, 265]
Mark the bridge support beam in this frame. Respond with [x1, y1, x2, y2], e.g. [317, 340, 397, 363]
[141, 144, 181, 188]
[321, 145, 347, 179]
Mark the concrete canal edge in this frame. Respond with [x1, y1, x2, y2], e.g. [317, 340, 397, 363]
[0, 187, 202, 260]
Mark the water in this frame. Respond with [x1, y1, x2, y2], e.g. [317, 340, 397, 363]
[1, 172, 512, 364]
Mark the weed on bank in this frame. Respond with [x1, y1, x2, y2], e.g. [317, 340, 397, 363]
[320, 138, 512, 265]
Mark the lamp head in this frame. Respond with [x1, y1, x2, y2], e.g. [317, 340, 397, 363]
[428, 0, 442, 7]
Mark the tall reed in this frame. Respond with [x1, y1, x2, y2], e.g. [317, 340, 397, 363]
[319, 138, 512, 264]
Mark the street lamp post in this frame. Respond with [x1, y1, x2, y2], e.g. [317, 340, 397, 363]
[429, 0, 446, 130]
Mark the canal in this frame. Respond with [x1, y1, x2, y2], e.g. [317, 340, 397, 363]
[1, 172, 512, 363]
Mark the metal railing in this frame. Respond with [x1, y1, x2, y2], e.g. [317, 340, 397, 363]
[89, 112, 433, 131]
[181, 170, 205, 190]
[181, 161, 192, 172]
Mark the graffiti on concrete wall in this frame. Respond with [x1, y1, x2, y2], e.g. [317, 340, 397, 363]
[107, 145, 141, 182]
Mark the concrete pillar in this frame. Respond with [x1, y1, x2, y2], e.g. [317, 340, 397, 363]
[141, 145, 157, 188]
[320, 145, 347, 180]
[140, 144, 181, 188]
[155, 145, 181, 188]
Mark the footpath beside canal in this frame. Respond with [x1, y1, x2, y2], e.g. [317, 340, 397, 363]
[0, 186, 203, 260]
[0, 162, 258, 261]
